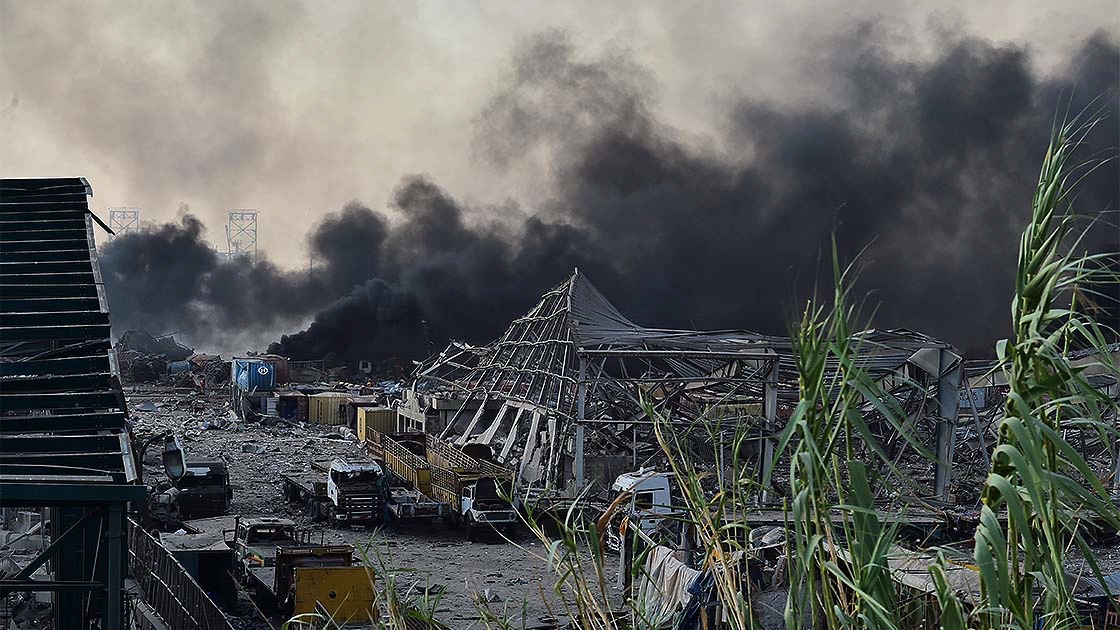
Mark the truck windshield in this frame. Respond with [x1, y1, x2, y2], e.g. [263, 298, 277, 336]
[474, 478, 511, 501]
[248, 527, 293, 542]
[178, 472, 224, 488]
[338, 470, 379, 484]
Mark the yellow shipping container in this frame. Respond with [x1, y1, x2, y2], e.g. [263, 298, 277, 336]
[309, 392, 351, 425]
[357, 407, 397, 442]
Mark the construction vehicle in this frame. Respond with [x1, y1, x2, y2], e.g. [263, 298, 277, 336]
[232, 516, 375, 620]
[174, 458, 233, 519]
[281, 460, 389, 527]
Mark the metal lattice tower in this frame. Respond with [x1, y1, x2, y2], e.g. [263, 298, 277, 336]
[226, 209, 258, 262]
[107, 207, 140, 236]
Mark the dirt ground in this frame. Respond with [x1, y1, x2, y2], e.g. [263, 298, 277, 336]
[128, 386, 616, 629]
[126, 386, 1120, 629]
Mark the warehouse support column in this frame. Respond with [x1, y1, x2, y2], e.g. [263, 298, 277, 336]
[933, 348, 963, 501]
[759, 358, 779, 505]
[574, 358, 587, 491]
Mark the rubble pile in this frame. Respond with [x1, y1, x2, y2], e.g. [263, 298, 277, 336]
[0, 511, 50, 630]
[117, 329, 231, 390]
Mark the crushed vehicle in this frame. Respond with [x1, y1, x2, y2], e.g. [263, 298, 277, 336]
[173, 458, 233, 519]
[146, 436, 232, 527]
[600, 468, 678, 553]
[232, 516, 375, 619]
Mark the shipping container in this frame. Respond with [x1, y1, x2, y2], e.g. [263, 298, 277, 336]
[231, 358, 277, 392]
[347, 396, 384, 429]
[276, 391, 309, 422]
[357, 407, 397, 443]
[309, 392, 350, 425]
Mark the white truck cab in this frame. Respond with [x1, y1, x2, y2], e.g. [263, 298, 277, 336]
[325, 459, 385, 525]
[603, 468, 676, 551]
[459, 476, 518, 537]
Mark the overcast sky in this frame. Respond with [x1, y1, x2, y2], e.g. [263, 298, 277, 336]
[2, 1, 1115, 267]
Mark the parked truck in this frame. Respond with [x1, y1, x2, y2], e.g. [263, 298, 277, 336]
[174, 458, 233, 519]
[395, 433, 519, 540]
[231, 516, 375, 620]
[281, 460, 389, 527]
[377, 435, 450, 523]
[429, 466, 518, 540]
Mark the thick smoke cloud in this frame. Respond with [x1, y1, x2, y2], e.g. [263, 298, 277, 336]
[100, 27, 1119, 364]
[100, 201, 390, 354]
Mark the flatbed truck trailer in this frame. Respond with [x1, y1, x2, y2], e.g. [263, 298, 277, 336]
[381, 432, 520, 539]
[281, 470, 330, 520]
[377, 434, 450, 522]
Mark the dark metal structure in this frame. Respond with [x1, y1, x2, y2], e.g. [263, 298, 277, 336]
[0, 178, 145, 629]
[418, 269, 962, 500]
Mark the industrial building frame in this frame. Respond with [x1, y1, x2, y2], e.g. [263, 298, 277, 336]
[417, 270, 963, 501]
[0, 178, 145, 629]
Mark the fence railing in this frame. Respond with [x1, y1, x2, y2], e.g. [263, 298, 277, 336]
[127, 519, 233, 630]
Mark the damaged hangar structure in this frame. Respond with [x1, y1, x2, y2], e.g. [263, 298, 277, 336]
[413, 270, 963, 503]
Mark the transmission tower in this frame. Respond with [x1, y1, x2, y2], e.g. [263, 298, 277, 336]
[107, 207, 140, 236]
[226, 209, 258, 262]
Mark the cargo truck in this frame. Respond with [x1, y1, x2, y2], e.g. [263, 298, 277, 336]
[281, 460, 389, 527]
[377, 435, 450, 523]
[232, 516, 375, 620]
[377, 432, 518, 540]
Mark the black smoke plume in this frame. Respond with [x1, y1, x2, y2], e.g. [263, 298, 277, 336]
[100, 28, 1119, 364]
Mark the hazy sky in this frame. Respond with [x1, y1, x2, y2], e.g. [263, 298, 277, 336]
[2, 1, 1116, 267]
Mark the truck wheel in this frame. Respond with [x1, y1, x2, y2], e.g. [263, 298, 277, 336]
[466, 520, 476, 542]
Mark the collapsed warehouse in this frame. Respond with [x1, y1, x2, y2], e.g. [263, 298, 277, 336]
[1, 178, 1118, 629]
[412, 269, 967, 504]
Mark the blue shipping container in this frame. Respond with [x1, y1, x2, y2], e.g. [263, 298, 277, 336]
[232, 359, 276, 392]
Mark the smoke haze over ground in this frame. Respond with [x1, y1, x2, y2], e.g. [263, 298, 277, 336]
[3, 3, 1117, 362]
